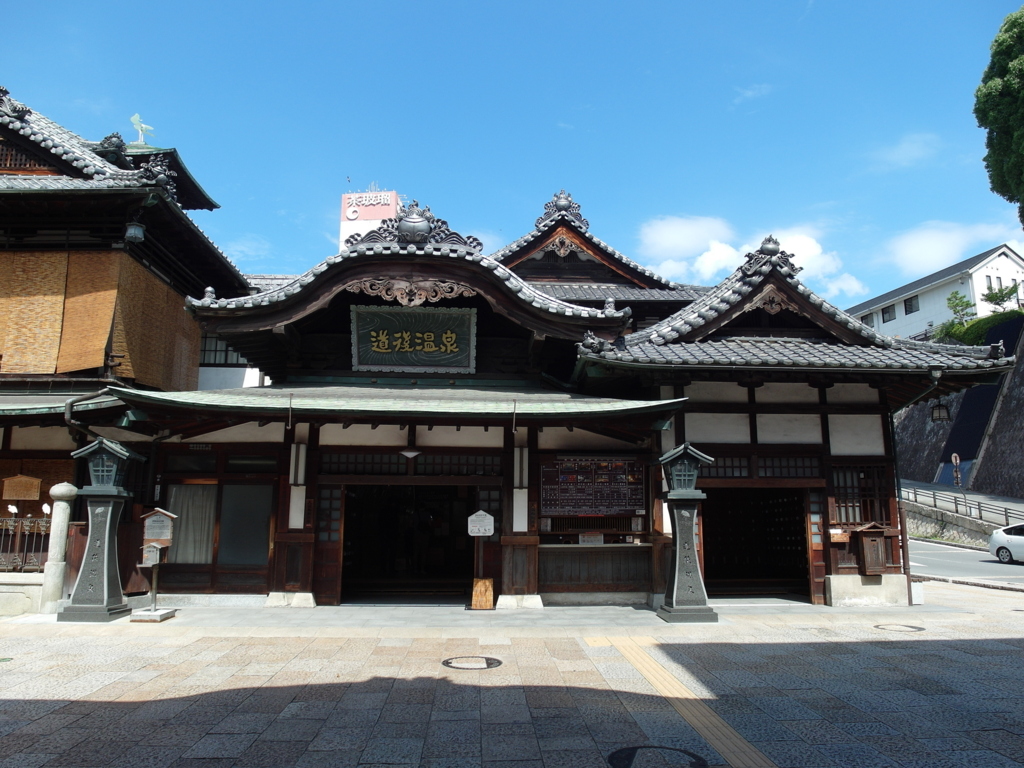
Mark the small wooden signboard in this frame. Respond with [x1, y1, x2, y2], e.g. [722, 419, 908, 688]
[2, 475, 41, 501]
[467, 511, 494, 537]
[140, 542, 167, 567]
[142, 508, 177, 548]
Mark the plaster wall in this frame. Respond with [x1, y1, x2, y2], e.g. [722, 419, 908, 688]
[755, 414, 822, 444]
[320, 423, 406, 447]
[828, 383, 879, 404]
[684, 413, 749, 443]
[181, 422, 285, 444]
[683, 382, 747, 403]
[828, 414, 885, 455]
[416, 426, 504, 448]
[755, 383, 819, 403]
[537, 427, 638, 451]
[198, 367, 263, 390]
[10, 426, 76, 451]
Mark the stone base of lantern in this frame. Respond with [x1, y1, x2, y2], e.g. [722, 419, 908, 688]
[58, 603, 131, 622]
[657, 604, 719, 623]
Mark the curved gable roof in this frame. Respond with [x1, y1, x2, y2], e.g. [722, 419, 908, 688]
[579, 238, 1014, 381]
[191, 202, 633, 339]
[0, 87, 217, 210]
[491, 191, 677, 289]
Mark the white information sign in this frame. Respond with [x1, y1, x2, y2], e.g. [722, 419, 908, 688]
[467, 510, 494, 537]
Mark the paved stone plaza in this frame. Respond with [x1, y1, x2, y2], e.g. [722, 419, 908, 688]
[2, 583, 1024, 767]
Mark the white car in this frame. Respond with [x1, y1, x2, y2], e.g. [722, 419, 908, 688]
[989, 523, 1024, 564]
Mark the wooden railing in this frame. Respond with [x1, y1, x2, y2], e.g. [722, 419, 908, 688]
[0, 517, 50, 572]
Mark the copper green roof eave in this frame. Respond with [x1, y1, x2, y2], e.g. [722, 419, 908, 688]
[106, 385, 686, 421]
[0, 395, 123, 418]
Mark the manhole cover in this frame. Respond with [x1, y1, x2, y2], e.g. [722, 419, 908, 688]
[441, 656, 502, 670]
[873, 624, 925, 633]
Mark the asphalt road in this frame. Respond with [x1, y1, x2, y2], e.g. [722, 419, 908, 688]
[909, 538, 1024, 587]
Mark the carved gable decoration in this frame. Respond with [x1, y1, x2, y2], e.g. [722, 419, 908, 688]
[2, 475, 41, 501]
[342, 278, 477, 307]
[750, 285, 804, 317]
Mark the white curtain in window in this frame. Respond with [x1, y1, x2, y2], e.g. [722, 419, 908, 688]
[166, 484, 216, 564]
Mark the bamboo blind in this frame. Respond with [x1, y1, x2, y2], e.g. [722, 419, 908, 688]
[55, 252, 120, 374]
[111, 255, 200, 390]
[0, 252, 68, 374]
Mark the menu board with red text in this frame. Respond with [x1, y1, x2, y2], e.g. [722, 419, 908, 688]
[540, 458, 645, 516]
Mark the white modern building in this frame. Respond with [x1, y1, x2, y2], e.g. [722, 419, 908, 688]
[846, 245, 1024, 339]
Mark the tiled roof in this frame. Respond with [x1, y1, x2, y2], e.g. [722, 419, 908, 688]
[845, 245, 1017, 316]
[579, 238, 1015, 375]
[0, 88, 245, 288]
[192, 242, 633, 322]
[0, 89, 216, 209]
[579, 336, 1013, 373]
[245, 274, 298, 292]
[535, 283, 708, 303]
[109, 384, 685, 420]
[490, 192, 677, 288]
[624, 240, 892, 347]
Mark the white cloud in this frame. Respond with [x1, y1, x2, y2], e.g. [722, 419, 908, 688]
[467, 230, 505, 255]
[638, 216, 735, 261]
[636, 217, 867, 300]
[885, 220, 1020, 276]
[223, 234, 273, 266]
[733, 84, 772, 105]
[693, 241, 742, 282]
[868, 132, 941, 171]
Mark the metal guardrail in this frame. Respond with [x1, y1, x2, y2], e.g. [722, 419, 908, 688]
[901, 486, 1024, 527]
[0, 517, 50, 572]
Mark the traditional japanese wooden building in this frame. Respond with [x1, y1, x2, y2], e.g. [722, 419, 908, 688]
[75, 199, 1013, 609]
[0, 86, 1014, 611]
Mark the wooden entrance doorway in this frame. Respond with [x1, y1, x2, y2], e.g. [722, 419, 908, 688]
[700, 488, 813, 599]
[313, 484, 493, 604]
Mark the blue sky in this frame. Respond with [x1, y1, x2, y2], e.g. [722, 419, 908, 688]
[6, 1, 1024, 307]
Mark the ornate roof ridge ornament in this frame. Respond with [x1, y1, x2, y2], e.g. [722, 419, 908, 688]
[345, 199, 483, 251]
[741, 235, 802, 276]
[536, 190, 589, 231]
[138, 154, 178, 200]
[0, 86, 30, 120]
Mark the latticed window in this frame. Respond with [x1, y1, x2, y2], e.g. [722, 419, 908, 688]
[832, 466, 888, 523]
[699, 456, 749, 477]
[317, 487, 343, 542]
[415, 454, 502, 476]
[200, 334, 247, 366]
[0, 138, 54, 172]
[759, 457, 820, 478]
[320, 453, 406, 475]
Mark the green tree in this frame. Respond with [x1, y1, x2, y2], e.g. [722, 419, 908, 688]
[933, 290, 977, 342]
[975, 7, 1024, 226]
[981, 282, 1020, 311]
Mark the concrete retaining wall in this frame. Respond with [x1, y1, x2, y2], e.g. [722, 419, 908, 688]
[904, 500, 999, 547]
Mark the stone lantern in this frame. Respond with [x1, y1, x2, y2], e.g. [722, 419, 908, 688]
[656, 443, 718, 623]
[58, 438, 143, 622]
